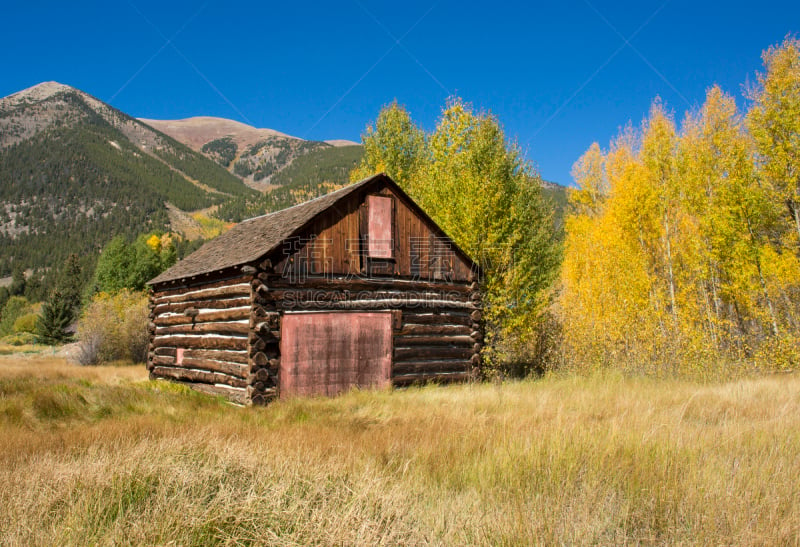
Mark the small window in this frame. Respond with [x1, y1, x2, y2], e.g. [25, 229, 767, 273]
[367, 195, 393, 258]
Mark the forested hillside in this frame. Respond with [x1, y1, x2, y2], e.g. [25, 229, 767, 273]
[0, 83, 254, 275]
[215, 145, 364, 221]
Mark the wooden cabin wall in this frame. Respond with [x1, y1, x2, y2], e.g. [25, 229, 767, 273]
[267, 276, 483, 387]
[148, 274, 253, 404]
[276, 185, 475, 282]
[150, 269, 482, 403]
[248, 263, 281, 405]
[393, 297, 482, 386]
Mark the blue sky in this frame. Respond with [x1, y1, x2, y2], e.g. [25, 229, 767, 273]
[1, 1, 797, 185]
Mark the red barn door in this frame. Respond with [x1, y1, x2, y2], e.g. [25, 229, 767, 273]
[279, 312, 392, 398]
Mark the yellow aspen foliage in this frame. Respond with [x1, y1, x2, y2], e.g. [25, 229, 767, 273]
[569, 142, 606, 216]
[561, 45, 800, 375]
[146, 234, 162, 253]
[352, 99, 559, 372]
[350, 101, 426, 189]
[159, 233, 173, 250]
[748, 36, 800, 249]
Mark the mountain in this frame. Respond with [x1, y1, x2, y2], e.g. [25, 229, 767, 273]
[141, 117, 360, 192]
[0, 82, 255, 275]
[146, 113, 569, 226]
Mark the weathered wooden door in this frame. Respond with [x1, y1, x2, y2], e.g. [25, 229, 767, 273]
[279, 311, 393, 398]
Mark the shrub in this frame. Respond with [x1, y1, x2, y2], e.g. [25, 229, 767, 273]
[76, 290, 149, 365]
[13, 313, 39, 334]
[0, 296, 31, 336]
[2, 332, 37, 346]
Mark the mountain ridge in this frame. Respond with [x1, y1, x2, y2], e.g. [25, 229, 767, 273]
[140, 116, 360, 191]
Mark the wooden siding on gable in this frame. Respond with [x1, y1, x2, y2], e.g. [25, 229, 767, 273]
[277, 193, 361, 280]
[276, 184, 474, 282]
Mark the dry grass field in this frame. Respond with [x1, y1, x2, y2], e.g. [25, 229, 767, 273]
[1, 353, 799, 545]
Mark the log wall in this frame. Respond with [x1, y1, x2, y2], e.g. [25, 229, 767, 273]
[150, 269, 483, 403]
[268, 276, 482, 388]
[148, 273, 253, 405]
[248, 260, 281, 405]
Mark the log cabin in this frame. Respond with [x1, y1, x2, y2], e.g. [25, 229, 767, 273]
[147, 173, 482, 405]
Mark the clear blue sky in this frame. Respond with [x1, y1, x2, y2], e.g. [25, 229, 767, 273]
[1, 1, 797, 185]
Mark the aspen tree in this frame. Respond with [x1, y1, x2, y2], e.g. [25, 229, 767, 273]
[748, 36, 800, 250]
[352, 99, 559, 369]
[639, 101, 680, 321]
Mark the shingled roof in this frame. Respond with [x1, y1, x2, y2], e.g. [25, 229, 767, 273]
[149, 174, 385, 285]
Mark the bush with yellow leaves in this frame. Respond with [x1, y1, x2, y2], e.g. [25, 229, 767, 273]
[76, 290, 149, 365]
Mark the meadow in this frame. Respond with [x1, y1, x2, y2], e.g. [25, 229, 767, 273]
[1, 354, 799, 545]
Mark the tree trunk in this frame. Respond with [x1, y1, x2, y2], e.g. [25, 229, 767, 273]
[755, 259, 779, 337]
[663, 213, 678, 320]
[792, 199, 800, 254]
[745, 215, 779, 337]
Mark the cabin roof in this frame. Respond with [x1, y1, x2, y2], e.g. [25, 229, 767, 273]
[149, 173, 477, 286]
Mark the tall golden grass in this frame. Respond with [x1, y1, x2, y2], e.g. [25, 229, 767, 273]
[1, 355, 799, 545]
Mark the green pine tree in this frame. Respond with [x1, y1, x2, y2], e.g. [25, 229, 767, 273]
[36, 290, 75, 344]
[9, 265, 26, 296]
